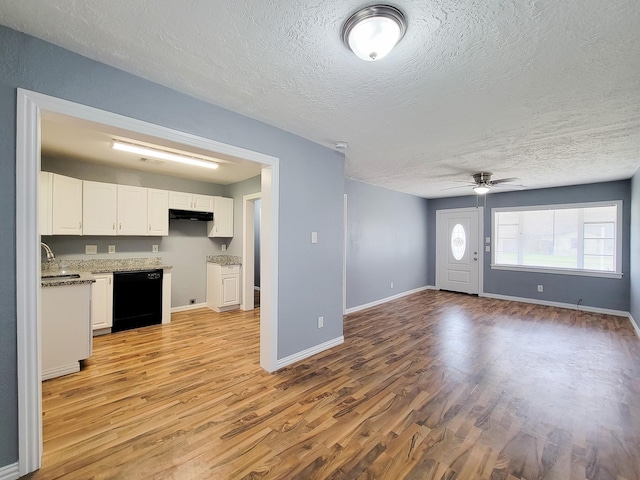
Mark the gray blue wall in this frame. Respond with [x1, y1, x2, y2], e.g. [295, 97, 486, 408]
[345, 179, 429, 309]
[630, 168, 640, 323]
[428, 180, 631, 311]
[0, 25, 344, 468]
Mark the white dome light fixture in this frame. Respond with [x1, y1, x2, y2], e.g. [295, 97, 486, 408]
[342, 5, 407, 62]
[473, 185, 491, 195]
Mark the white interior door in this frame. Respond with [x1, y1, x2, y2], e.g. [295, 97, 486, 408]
[436, 207, 481, 294]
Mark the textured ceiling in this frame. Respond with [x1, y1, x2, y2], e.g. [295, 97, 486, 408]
[1, 0, 639, 197]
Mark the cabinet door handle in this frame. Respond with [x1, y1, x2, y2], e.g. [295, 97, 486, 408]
[113, 223, 115, 230]
[119, 223, 122, 230]
[149, 224, 151, 230]
[79, 221, 82, 229]
[108, 277, 111, 285]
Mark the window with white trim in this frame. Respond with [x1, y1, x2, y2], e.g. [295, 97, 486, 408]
[492, 201, 622, 278]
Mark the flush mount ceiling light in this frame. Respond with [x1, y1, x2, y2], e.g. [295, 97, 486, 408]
[112, 141, 219, 170]
[342, 4, 407, 61]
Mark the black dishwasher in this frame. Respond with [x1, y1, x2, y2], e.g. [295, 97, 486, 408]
[112, 269, 163, 332]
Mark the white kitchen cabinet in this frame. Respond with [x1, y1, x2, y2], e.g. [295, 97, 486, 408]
[206, 263, 241, 312]
[147, 188, 169, 236]
[91, 273, 113, 332]
[169, 191, 213, 212]
[208, 196, 234, 237]
[83, 181, 117, 236]
[193, 194, 214, 212]
[41, 283, 92, 380]
[39, 172, 83, 235]
[117, 185, 148, 235]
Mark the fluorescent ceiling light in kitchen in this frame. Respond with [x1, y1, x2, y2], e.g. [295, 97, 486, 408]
[112, 141, 219, 170]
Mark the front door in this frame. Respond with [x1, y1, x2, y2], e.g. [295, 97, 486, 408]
[436, 207, 481, 294]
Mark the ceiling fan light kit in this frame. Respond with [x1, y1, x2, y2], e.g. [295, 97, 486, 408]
[342, 5, 407, 61]
[473, 185, 490, 195]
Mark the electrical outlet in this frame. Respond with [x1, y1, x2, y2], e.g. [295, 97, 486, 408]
[317, 316, 324, 328]
[221, 244, 226, 252]
[152, 245, 159, 253]
[485, 237, 491, 244]
[189, 298, 196, 305]
[537, 285, 543, 292]
[311, 231, 318, 244]
[485, 245, 490, 252]
[85, 245, 97, 255]
[108, 245, 116, 254]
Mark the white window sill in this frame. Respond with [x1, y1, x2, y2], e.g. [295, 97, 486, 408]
[490, 264, 623, 279]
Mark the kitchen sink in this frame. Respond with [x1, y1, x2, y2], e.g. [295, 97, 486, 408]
[42, 274, 81, 280]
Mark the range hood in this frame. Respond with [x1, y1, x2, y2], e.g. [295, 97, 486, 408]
[169, 209, 213, 221]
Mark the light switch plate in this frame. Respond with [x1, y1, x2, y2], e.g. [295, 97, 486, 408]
[221, 244, 226, 252]
[85, 245, 97, 255]
[152, 245, 159, 253]
[485, 245, 490, 252]
[485, 237, 491, 243]
[108, 245, 116, 254]
[311, 231, 318, 244]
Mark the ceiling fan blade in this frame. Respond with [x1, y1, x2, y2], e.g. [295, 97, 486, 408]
[492, 183, 527, 190]
[440, 183, 475, 191]
[490, 177, 520, 185]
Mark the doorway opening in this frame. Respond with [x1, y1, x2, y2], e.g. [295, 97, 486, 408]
[242, 193, 261, 311]
[16, 89, 280, 475]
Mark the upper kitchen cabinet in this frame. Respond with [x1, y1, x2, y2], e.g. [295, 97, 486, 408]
[208, 196, 234, 237]
[40, 172, 83, 235]
[147, 188, 169, 236]
[169, 191, 213, 212]
[117, 185, 148, 235]
[83, 181, 117, 236]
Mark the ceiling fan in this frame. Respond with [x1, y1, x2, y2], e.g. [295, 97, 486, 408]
[443, 172, 525, 195]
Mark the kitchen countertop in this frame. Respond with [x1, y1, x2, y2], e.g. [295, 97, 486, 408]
[206, 255, 242, 266]
[42, 257, 172, 287]
[41, 272, 96, 288]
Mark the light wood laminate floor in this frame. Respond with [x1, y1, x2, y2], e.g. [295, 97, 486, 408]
[29, 290, 640, 479]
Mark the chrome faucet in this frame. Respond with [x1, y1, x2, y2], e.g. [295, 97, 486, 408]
[41, 242, 55, 261]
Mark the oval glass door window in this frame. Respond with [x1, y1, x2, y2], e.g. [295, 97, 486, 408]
[451, 224, 466, 261]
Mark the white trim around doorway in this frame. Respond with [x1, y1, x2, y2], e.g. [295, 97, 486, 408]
[15, 89, 280, 476]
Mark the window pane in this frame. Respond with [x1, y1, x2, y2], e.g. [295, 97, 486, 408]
[584, 223, 615, 238]
[584, 238, 614, 255]
[583, 206, 616, 223]
[451, 224, 466, 261]
[584, 255, 614, 271]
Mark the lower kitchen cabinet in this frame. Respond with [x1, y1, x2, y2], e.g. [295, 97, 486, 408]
[206, 263, 241, 312]
[91, 273, 113, 333]
[41, 283, 92, 380]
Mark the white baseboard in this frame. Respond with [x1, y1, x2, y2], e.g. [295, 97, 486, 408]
[276, 336, 344, 369]
[0, 462, 19, 480]
[628, 313, 640, 338]
[344, 286, 434, 315]
[480, 292, 629, 317]
[171, 302, 207, 313]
